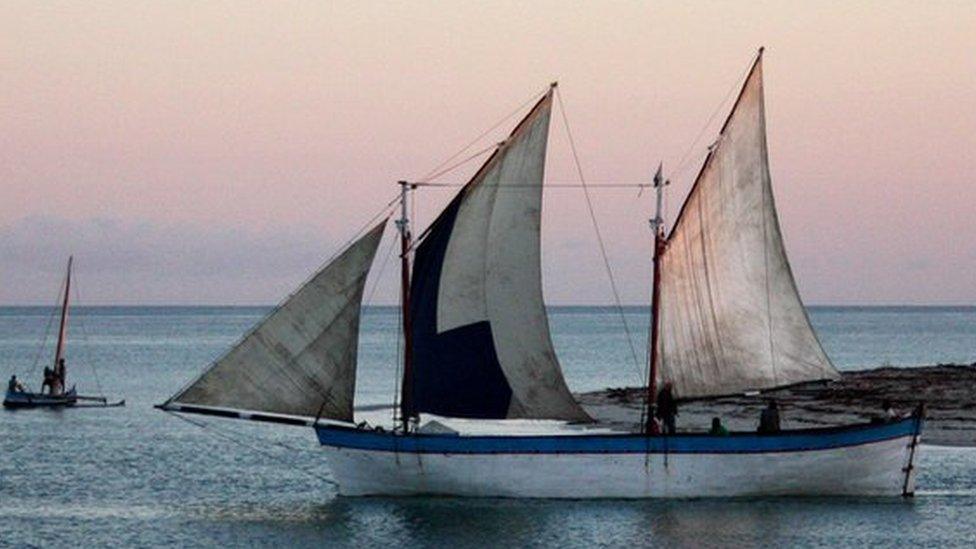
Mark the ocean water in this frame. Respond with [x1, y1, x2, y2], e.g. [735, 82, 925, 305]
[1, 306, 975, 547]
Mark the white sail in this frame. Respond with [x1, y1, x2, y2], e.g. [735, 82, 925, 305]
[164, 220, 387, 422]
[409, 87, 590, 421]
[657, 53, 839, 398]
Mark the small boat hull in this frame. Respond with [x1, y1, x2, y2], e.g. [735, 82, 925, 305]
[3, 388, 78, 409]
[316, 415, 923, 498]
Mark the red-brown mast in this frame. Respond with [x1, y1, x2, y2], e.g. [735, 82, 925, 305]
[397, 181, 415, 432]
[53, 256, 72, 386]
[645, 168, 666, 435]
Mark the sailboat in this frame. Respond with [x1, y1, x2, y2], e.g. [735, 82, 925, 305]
[4, 257, 124, 409]
[160, 49, 924, 498]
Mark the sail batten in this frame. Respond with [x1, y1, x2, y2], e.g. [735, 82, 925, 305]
[408, 88, 591, 422]
[657, 52, 839, 398]
[164, 220, 387, 422]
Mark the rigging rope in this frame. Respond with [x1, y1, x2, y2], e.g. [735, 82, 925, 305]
[22, 295, 59, 389]
[554, 88, 644, 383]
[70, 275, 106, 397]
[364, 231, 399, 308]
[391, 276, 403, 429]
[410, 181, 654, 188]
[164, 410, 339, 487]
[418, 86, 550, 182]
[418, 143, 499, 184]
[669, 58, 756, 182]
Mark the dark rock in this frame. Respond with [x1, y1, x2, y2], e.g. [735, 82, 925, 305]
[578, 364, 976, 447]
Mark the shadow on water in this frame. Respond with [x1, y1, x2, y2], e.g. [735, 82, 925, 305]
[181, 494, 934, 548]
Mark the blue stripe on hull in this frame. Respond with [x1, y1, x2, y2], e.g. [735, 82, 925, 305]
[315, 416, 921, 455]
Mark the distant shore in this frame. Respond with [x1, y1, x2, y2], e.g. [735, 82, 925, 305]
[579, 364, 976, 447]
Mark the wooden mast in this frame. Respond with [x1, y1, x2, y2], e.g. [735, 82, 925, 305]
[645, 168, 666, 435]
[397, 181, 415, 432]
[53, 256, 72, 393]
[53, 256, 72, 368]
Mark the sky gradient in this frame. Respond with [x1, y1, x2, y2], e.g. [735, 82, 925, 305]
[2, 1, 974, 305]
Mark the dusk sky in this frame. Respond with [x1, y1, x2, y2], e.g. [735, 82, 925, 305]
[2, 1, 974, 305]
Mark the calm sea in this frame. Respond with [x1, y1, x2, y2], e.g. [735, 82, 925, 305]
[2, 306, 975, 547]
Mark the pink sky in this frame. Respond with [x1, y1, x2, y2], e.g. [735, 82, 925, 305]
[2, 1, 974, 305]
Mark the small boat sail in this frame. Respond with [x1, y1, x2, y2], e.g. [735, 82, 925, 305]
[4, 257, 124, 409]
[161, 49, 924, 498]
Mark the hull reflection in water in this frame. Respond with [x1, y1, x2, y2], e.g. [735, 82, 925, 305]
[317, 415, 923, 498]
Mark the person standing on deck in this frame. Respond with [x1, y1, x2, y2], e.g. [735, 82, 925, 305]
[52, 358, 66, 396]
[758, 400, 781, 433]
[8, 375, 25, 393]
[656, 382, 678, 435]
[709, 417, 729, 436]
[41, 367, 54, 394]
[882, 400, 901, 422]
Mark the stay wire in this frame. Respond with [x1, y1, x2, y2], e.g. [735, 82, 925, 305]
[392, 287, 403, 429]
[670, 58, 755, 181]
[419, 143, 500, 184]
[164, 410, 338, 487]
[70, 274, 105, 397]
[364, 231, 399, 308]
[410, 181, 653, 188]
[554, 88, 643, 383]
[23, 291, 60, 388]
[418, 86, 550, 182]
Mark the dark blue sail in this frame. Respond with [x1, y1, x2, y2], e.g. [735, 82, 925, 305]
[408, 196, 514, 419]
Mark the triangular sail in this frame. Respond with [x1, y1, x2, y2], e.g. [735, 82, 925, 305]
[657, 52, 839, 398]
[163, 220, 387, 422]
[407, 87, 591, 421]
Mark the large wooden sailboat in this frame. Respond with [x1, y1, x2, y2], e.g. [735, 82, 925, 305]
[160, 49, 924, 498]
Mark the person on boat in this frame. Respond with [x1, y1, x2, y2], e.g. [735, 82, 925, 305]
[656, 382, 678, 435]
[8, 375, 25, 393]
[882, 400, 901, 422]
[709, 417, 729, 436]
[42, 367, 55, 394]
[758, 400, 781, 434]
[52, 358, 66, 396]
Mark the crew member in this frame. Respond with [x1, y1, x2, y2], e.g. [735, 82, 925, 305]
[709, 417, 729, 436]
[52, 358, 66, 396]
[882, 400, 901, 422]
[758, 400, 781, 433]
[656, 382, 678, 435]
[8, 375, 25, 393]
[42, 367, 54, 394]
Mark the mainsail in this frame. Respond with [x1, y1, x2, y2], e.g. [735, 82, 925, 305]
[656, 51, 839, 398]
[162, 220, 387, 422]
[407, 86, 591, 421]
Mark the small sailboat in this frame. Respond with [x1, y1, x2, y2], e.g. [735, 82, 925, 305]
[161, 49, 924, 498]
[4, 257, 124, 409]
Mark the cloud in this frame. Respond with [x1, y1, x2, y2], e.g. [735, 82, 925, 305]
[0, 216, 379, 304]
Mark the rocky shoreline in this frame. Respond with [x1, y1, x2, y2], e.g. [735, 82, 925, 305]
[578, 364, 976, 447]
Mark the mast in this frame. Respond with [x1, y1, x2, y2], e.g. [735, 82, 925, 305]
[53, 256, 72, 375]
[397, 180, 415, 431]
[645, 167, 667, 435]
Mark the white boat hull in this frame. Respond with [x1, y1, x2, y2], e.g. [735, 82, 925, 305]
[317, 416, 922, 498]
